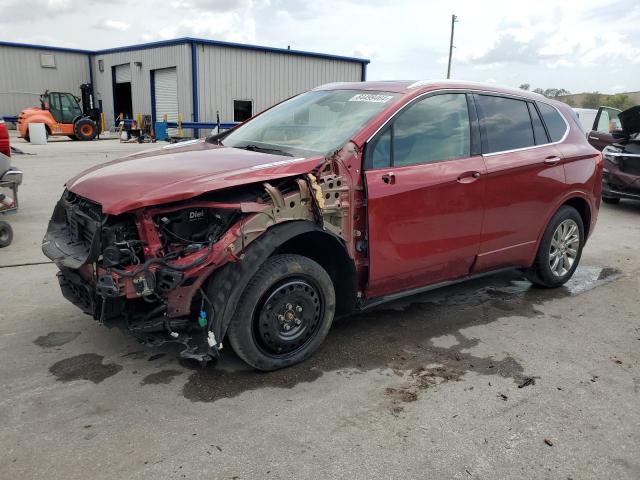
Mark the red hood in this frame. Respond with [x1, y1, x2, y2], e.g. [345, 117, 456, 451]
[66, 140, 323, 215]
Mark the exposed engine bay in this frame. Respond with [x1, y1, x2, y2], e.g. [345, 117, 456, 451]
[42, 145, 358, 364]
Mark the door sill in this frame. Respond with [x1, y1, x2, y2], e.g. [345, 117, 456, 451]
[360, 267, 518, 311]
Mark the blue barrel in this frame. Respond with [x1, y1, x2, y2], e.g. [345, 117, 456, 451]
[154, 122, 168, 141]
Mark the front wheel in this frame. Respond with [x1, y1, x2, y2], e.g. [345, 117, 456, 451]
[227, 254, 336, 371]
[74, 118, 98, 141]
[526, 206, 584, 288]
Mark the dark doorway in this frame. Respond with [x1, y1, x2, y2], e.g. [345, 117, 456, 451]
[114, 82, 133, 120]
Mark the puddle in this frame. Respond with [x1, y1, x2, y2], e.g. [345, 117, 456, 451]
[34, 331, 80, 348]
[179, 266, 621, 403]
[50, 353, 123, 384]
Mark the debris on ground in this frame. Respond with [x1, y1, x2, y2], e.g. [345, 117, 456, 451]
[498, 393, 508, 401]
[544, 438, 554, 446]
[518, 377, 536, 388]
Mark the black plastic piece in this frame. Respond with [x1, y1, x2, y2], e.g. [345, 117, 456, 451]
[96, 274, 120, 298]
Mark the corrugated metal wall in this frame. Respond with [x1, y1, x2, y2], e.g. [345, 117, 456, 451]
[91, 44, 192, 128]
[196, 44, 364, 124]
[0, 45, 89, 117]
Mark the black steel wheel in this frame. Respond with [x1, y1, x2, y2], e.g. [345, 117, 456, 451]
[0, 221, 13, 248]
[227, 254, 335, 371]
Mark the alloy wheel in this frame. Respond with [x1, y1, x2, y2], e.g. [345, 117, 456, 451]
[549, 219, 580, 277]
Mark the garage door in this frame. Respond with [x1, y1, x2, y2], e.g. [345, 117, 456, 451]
[154, 67, 179, 135]
[114, 63, 131, 83]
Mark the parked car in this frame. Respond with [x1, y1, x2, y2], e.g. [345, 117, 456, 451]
[573, 108, 598, 134]
[42, 81, 602, 370]
[601, 105, 640, 204]
[587, 106, 623, 151]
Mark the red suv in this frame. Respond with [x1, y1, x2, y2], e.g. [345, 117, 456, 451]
[42, 81, 602, 370]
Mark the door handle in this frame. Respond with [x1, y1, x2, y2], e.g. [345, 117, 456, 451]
[381, 172, 395, 184]
[544, 156, 562, 165]
[457, 171, 481, 183]
[588, 135, 600, 140]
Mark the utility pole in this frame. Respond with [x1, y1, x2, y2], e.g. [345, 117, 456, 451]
[446, 14, 457, 79]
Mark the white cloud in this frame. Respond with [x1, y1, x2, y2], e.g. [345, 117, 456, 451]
[94, 19, 130, 32]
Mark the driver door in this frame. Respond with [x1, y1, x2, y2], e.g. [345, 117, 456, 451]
[364, 93, 486, 298]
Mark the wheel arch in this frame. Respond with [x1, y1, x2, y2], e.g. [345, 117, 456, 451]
[561, 196, 592, 238]
[274, 230, 357, 317]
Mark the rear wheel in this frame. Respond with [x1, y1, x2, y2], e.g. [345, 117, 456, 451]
[227, 254, 336, 371]
[0, 221, 13, 248]
[602, 196, 620, 205]
[74, 118, 98, 141]
[526, 206, 584, 288]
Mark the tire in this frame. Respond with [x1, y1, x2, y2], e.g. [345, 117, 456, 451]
[0, 221, 13, 248]
[67, 135, 79, 141]
[602, 196, 620, 205]
[526, 205, 584, 288]
[73, 118, 98, 141]
[227, 254, 336, 371]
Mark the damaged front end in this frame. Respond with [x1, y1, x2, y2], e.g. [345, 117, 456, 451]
[42, 154, 355, 364]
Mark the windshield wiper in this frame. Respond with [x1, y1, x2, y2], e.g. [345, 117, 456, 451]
[239, 144, 293, 157]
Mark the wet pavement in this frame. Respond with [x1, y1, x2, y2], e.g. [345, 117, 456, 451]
[1, 136, 640, 479]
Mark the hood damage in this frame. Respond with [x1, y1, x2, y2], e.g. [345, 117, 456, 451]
[42, 142, 359, 364]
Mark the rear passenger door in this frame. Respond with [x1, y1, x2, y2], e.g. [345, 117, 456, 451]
[473, 94, 567, 272]
[365, 92, 487, 298]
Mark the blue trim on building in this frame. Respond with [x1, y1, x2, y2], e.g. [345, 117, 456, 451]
[0, 38, 369, 66]
[0, 40, 93, 54]
[190, 42, 199, 138]
[150, 70, 156, 124]
[361, 63, 367, 81]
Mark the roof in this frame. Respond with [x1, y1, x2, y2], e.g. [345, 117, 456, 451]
[0, 37, 369, 65]
[317, 80, 548, 100]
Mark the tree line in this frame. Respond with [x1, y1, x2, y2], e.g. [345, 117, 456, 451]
[518, 83, 636, 110]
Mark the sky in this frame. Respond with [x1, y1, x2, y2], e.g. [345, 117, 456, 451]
[0, 0, 638, 94]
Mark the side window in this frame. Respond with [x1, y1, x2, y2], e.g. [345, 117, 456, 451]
[537, 102, 568, 142]
[528, 103, 549, 145]
[392, 93, 470, 167]
[476, 95, 535, 153]
[369, 128, 391, 169]
[594, 107, 621, 134]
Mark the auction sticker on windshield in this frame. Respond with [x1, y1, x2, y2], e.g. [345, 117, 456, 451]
[348, 94, 394, 103]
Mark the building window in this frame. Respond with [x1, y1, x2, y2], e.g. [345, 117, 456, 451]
[98, 59, 104, 72]
[234, 100, 253, 122]
[40, 54, 56, 68]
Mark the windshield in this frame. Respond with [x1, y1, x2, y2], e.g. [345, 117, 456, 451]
[222, 90, 400, 156]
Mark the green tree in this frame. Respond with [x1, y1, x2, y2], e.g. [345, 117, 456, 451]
[519, 83, 530, 91]
[533, 88, 545, 95]
[582, 92, 603, 109]
[604, 93, 635, 110]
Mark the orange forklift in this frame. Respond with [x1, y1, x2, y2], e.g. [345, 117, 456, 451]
[18, 84, 100, 141]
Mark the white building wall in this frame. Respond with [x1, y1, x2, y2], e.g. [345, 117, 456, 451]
[196, 44, 364, 124]
[91, 44, 193, 128]
[0, 45, 89, 117]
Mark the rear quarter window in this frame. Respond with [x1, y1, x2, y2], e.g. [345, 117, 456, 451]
[475, 95, 535, 153]
[537, 102, 568, 142]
